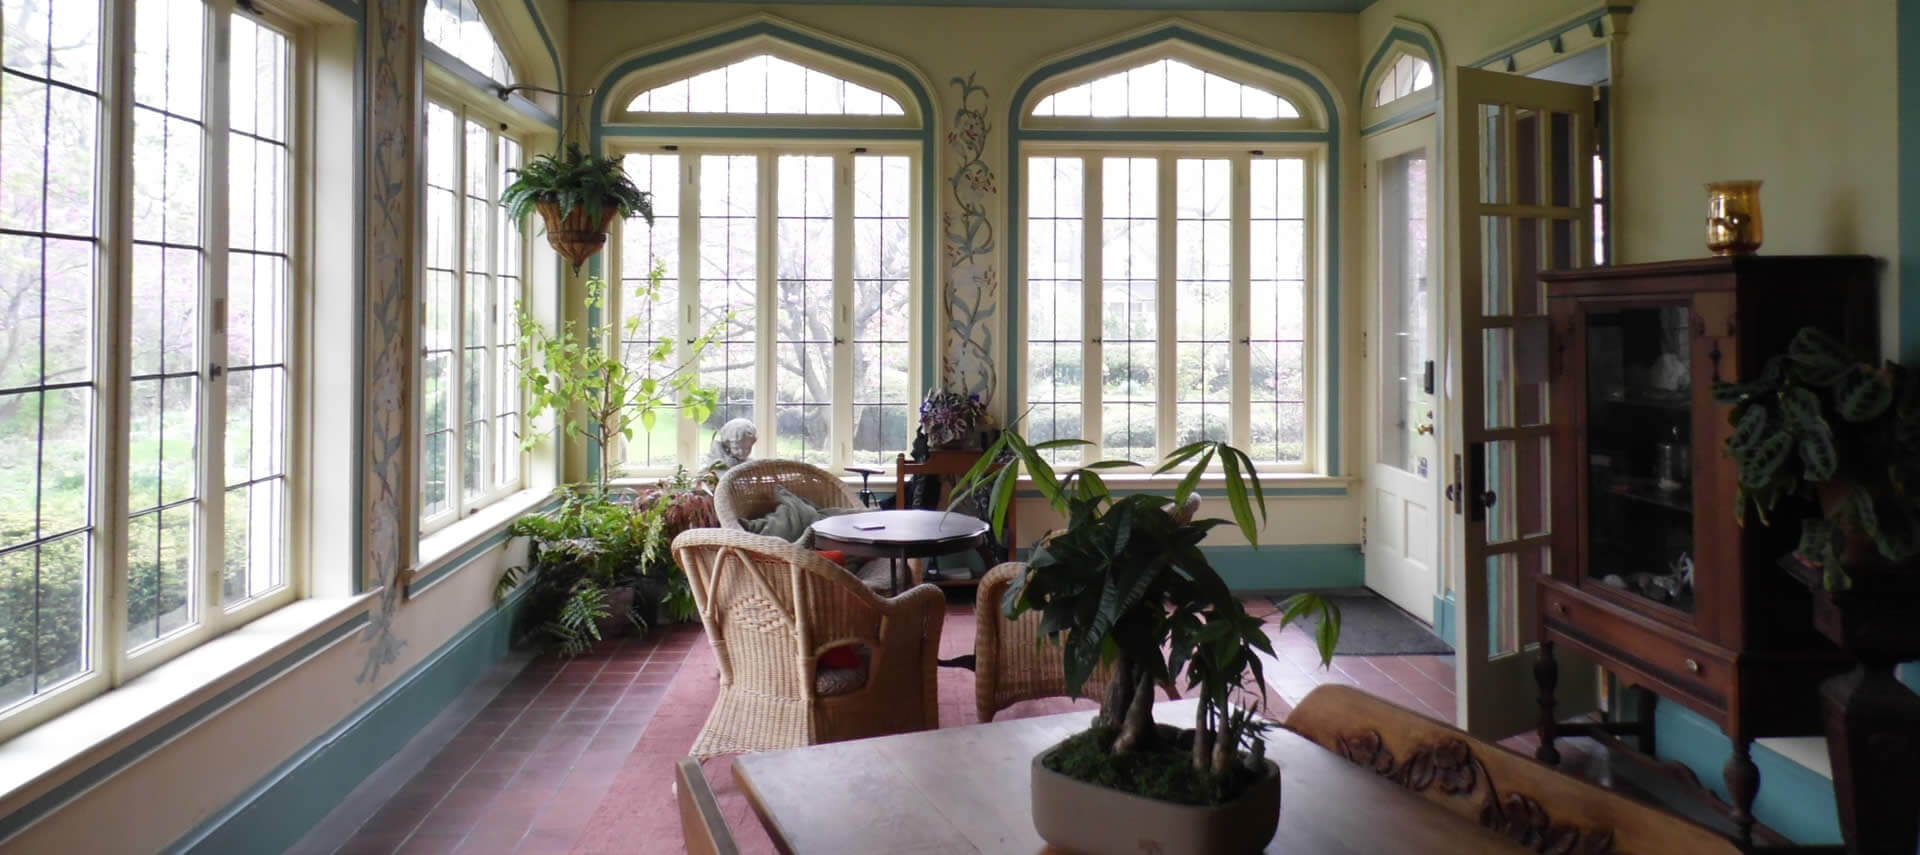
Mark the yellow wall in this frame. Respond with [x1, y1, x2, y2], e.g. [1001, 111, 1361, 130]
[1359, 0, 1900, 352]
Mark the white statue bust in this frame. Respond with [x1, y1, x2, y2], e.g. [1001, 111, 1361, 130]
[709, 418, 758, 468]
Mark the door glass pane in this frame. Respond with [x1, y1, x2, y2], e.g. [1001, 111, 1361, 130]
[1174, 158, 1230, 446]
[1483, 327, 1547, 430]
[774, 155, 833, 465]
[1378, 149, 1430, 474]
[1101, 157, 1156, 463]
[1583, 306, 1695, 614]
[1483, 437, 1550, 545]
[1478, 103, 1507, 205]
[1549, 111, 1577, 208]
[699, 154, 758, 449]
[1515, 108, 1540, 207]
[852, 154, 912, 464]
[1025, 157, 1084, 466]
[1480, 215, 1510, 315]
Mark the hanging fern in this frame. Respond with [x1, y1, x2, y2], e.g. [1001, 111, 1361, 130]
[501, 143, 652, 231]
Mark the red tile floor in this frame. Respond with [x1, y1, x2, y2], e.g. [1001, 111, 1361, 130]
[296, 597, 1464, 855]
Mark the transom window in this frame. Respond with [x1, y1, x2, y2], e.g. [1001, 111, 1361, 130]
[627, 54, 904, 116]
[1, 0, 298, 725]
[423, 0, 514, 85]
[1372, 53, 1433, 107]
[1033, 58, 1298, 120]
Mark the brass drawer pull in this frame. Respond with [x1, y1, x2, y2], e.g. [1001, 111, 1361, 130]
[1685, 658, 1701, 674]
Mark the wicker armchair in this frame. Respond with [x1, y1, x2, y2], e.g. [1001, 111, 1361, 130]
[714, 458, 863, 529]
[673, 528, 946, 757]
[973, 494, 1199, 722]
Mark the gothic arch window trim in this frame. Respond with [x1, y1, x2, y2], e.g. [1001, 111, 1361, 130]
[1361, 21, 1444, 136]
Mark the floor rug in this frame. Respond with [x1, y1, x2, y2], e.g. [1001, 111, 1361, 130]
[1270, 590, 1452, 655]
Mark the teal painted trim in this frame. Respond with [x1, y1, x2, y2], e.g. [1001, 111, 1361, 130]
[1360, 103, 1436, 137]
[424, 42, 561, 128]
[1430, 592, 1456, 647]
[1654, 702, 1842, 845]
[1902, 0, 1920, 361]
[1005, 25, 1344, 472]
[1469, 6, 1635, 70]
[313, 0, 363, 21]
[599, 125, 925, 141]
[0, 611, 372, 845]
[589, 20, 939, 393]
[159, 586, 533, 855]
[521, 0, 563, 88]
[594, 0, 1373, 7]
[407, 495, 563, 596]
[1204, 544, 1363, 591]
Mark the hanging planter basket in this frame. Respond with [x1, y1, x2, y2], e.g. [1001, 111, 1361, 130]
[537, 201, 620, 272]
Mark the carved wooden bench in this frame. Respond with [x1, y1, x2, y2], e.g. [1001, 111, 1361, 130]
[1286, 684, 1739, 855]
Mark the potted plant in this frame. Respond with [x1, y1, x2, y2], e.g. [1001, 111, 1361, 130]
[953, 432, 1340, 855]
[502, 143, 652, 272]
[494, 268, 723, 653]
[918, 389, 989, 449]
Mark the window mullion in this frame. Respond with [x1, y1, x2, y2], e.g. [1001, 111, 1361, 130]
[754, 153, 777, 452]
[831, 152, 854, 470]
[448, 107, 468, 518]
[202, 7, 233, 626]
[1154, 155, 1176, 464]
[1080, 157, 1102, 461]
[677, 154, 701, 467]
[102, 0, 139, 683]
[480, 126, 499, 495]
[1230, 155, 1252, 451]
[1304, 152, 1322, 472]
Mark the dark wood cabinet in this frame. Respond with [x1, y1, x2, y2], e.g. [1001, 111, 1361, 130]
[1535, 256, 1877, 845]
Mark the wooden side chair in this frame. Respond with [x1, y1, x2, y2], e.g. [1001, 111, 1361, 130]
[676, 758, 740, 855]
[1287, 685, 1742, 855]
[894, 448, 1013, 584]
[672, 528, 947, 756]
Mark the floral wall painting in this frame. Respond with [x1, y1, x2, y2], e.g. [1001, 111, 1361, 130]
[943, 73, 998, 410]
[359, 0, 420, 684]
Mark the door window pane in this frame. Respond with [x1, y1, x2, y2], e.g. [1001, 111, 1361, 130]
[1378, 150, 1430, 474]
[1101, 157, 1157, 463]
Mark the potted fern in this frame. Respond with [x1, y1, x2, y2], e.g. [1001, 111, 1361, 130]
[502, 143, 651, 272]
[953, 433, 1339, 855]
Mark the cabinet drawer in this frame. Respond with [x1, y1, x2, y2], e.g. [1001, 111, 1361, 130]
[1541, 587, 1731, 713]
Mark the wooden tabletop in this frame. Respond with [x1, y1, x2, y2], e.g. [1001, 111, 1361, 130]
[809, 509, 990, 559]
[733, 700, 1534, 854]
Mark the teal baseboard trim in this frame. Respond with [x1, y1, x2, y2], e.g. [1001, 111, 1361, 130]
[1430, 593, 1456, 648]
[1204, 544, 1363, 592]
[1653, 702, 1842, 845]
[159, 585, 533, 855]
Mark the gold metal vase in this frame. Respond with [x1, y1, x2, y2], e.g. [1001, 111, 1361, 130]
[1706, 180, 1763, 256]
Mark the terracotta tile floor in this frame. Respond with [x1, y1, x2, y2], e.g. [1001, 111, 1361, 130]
[300, 596, 1460, 855]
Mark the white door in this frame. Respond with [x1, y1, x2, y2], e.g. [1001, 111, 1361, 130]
[1364, 119, 1442, 625]
[1452, 67, 1599, 739]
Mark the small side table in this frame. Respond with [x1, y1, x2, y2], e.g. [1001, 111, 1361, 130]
[809, 509, 990, 596]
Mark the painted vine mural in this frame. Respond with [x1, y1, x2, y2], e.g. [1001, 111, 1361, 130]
[942, 73, 998, 408]
[359, 0, 418, 684]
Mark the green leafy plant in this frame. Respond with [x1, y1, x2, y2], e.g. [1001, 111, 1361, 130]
[1712, 326, 1920, 589]
[500, 143, 652, 234]
[953, 430, 1340, 804]
[515, 269, 721, 491]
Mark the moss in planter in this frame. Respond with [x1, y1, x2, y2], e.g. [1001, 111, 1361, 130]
[1043, 725, 1261, 806]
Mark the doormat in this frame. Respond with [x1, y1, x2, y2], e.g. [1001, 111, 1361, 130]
[1269, 590, 1453, 655]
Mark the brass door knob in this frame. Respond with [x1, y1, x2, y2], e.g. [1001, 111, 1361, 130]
[1416, 423, 1434, 435]
[1685, 658, 1701, 674]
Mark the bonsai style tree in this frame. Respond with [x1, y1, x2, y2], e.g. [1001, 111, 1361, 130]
[1714, 325, 1920, 589]
[501, 143, 651, 271]
[954, 431, 1340, 804]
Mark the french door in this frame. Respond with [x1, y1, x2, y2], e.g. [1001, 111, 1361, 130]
[1452, 68, 1599, 738]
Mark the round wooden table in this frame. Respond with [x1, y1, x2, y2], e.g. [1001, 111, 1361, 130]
[809, 509, 991, 595]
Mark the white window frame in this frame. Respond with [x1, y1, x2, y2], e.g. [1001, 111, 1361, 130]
[1019, 142, 1323, 474]
[0, 0, 316, 741]
[416, 78, 537, 537]
[610, 140, 923, 477]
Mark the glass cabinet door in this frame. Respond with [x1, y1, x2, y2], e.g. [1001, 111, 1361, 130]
[1582, 303, 1696, 614]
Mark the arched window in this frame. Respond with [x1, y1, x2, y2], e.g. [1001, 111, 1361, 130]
[1371, 53, 1433, 107]
[423, 0, 514, 84]
[596, 26, 932, 474]
[1012, 30, 1334, 472]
